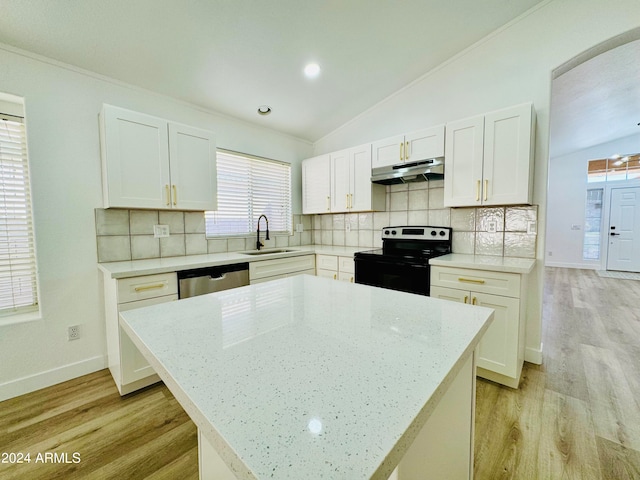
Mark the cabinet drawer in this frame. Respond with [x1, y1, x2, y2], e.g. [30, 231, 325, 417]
[316, 254, 338, 271]
[249, 255, 316, 280]
[317, 269, 338, 280]
[338, 256, 355, 274]
[117, 273, 178, 304]
[430, 266, 520, 298]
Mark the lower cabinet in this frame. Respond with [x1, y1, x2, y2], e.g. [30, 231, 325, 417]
[316, 254, 355, 282]
[249, 254, 316, 284]
[430, 266, 527, 388]
[102, 272, 178, 395]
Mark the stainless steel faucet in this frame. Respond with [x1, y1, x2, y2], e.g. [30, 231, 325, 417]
[256, 215, 270, 250]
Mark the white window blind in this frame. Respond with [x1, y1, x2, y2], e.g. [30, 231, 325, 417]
[0, 114, 38, 316]
[206, 150, 292, 237]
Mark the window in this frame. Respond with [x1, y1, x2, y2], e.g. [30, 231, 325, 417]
[205, 150, 291, 237]
[588, 154, 640, 183]
[583, 188, 603, 261]
[0, 110, 38, 317]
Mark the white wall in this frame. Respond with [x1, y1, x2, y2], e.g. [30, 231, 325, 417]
[546, 133, 640, 269]
[313, 0, 640, 365]
[0, 45, 312, 400]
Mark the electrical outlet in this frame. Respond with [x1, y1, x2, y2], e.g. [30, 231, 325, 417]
[345, 222, 351, 233]
[295, 223, 304, 233]
[68, 325, 80, 341]
[487, 220, 497, 233]
[548, 251, 553, 257]
[153, 224, 170, 238]
[527, 221, 537, 234]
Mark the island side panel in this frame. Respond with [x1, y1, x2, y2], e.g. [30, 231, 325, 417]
[395, 353, 475, 480]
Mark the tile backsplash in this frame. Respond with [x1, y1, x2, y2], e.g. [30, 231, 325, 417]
[95, 209, 312, 263]
[95, 180, 537, 262]
[308, 180, 538, 259]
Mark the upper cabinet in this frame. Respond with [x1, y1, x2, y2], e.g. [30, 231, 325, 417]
[371, 125, 445, 169]
[444, 103, 535, 207]
[302, 154, 331, 214]
[331, 144, 385, 212]
[302, 144, 384, 215]
[100, 105, 217, 211]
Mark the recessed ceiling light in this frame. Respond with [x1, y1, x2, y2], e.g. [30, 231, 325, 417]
[257, 105, 271, 116]
[304, 63, 321, 78]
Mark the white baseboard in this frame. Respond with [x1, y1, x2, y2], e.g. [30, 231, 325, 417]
[544, 261, 598, 269]
[0, 355, 107, 402]
[525, 344, 543, 365]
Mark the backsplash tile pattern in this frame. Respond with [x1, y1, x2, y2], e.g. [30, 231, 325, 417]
[95, 181, 537, 262]
[308, 181, 538, 259]
[95, 209, 312, 263]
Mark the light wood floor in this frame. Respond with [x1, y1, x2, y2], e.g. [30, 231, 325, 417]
[1, 267, 639, 479]
[475, 267, 640, 479]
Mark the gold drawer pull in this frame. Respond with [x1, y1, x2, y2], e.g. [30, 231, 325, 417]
[464, 295, 469, 304]
[458, 277, 485, 284]
[472, 297, 478, 305]
[134, 283, 166, 292]
[484, 179, 488, 201]
[476, 180, 480, 202]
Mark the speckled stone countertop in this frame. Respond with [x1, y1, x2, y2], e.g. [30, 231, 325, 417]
[98, 245, 365, 279]
[430, 253, 536, 274]
[120, 275, 493, 480]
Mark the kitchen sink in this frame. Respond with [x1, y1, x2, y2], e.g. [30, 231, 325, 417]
[240, 249, 295, 256]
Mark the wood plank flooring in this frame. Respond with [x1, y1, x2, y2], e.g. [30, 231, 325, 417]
[1, 267, 638, 479]
[475, 267, 640, 479]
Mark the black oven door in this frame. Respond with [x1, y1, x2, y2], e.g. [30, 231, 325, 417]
[354, 256, 430, 296]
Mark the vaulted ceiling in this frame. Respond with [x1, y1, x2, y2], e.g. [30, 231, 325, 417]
[0, 0, 544, 142]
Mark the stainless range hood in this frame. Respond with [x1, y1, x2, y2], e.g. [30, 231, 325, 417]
[371, 158, 444, 185]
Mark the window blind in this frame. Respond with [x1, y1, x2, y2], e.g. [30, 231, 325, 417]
[0, 115, 38, 316]
[205, 150, 292, 237]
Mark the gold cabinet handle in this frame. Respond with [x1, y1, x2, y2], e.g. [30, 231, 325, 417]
[165, 185, 171, 206]
[349, 193, 353, 209]
[333, 273, 337, 280]
[484, 179, 488, 201]
[326, 196, 330, 211]
[346, 194, 349, 209]
[350, 276, 354, 283]
[476, 180, 480, 202]
[464, 295, 469, 304]
[172, 185, 177, 206]
[472, 297, 477, 305]
[458, 277, 486, 284]
[134, 283, 166, 292]
[405, 141, 410, 160]
[400, 142, 404, 162]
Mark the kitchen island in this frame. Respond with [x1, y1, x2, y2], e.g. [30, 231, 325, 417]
[120, 275, 493, 480]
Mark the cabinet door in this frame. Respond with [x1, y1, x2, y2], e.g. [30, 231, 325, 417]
[472, 292, 520, 378]
[118, 294, 178, 385]
[168, 123, 217, 211]
[302, 155, 331, 214]
[372, 134, 404, 168]
[330, 149, 351, 212]
[482, 103, 534, 206]
[101, 105, 170, 209]
[405, 125, 445, 162]
[349, 144, 375, 211]
[443, 115, 484, 207]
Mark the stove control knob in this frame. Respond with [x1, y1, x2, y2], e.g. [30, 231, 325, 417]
[430, 230, 437, 236]
[391, 230, 397, 235]
[439, 230, 446, 236]
[384, 230, 390, 235]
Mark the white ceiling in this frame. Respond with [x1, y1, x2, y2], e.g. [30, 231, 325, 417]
[0, 0, 544, 142]
[550, 39, 640, 159]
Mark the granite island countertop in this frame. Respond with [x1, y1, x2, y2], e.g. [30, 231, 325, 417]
[119, 275, 493, 480]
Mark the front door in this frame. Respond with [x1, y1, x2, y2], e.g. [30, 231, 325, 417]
[607, 186, 640, 272]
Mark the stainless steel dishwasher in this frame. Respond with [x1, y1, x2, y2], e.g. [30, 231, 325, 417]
[177, 263, 250, 298]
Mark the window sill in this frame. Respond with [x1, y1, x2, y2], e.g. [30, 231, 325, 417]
[0, 309, 42, 327]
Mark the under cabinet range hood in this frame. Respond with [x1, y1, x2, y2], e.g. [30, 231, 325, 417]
[371, 158, 444, 185]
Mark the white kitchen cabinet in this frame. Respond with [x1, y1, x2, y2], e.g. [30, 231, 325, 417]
[444, 103, 535, 207]
[249, 255, 316, 284]
[316, 254, 355, 283]
[371, 125, 445, 169]
[102, 271, 178, 395]
[302, 154, 331, 214]
[330, 144, 385, 213]
[430, 265, 527, 388]
[100, 104, 217, 211]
